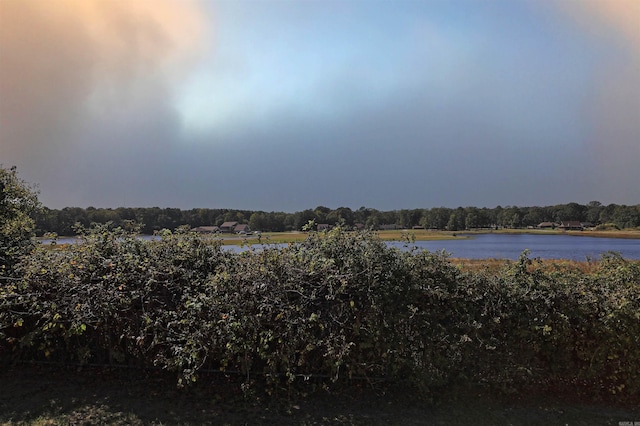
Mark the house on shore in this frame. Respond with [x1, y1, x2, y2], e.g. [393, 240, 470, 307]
[234, 224, 251, 234]
[192, 222, 251, 234]
[558, 221, 584, 230]
[219, 221, 239, 233]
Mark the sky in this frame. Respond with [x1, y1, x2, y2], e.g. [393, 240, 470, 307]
[1, 0, 639, 212]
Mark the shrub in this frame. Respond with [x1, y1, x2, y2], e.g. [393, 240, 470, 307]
[0, 166, 40, 278]
[2, 225, 639, 400]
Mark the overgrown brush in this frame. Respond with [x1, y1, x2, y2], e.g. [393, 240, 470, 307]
[1, 224, 639, 400]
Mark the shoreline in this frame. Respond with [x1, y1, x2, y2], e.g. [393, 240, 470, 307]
[461, 228, 640, 239]
[36, 228, 640, 246]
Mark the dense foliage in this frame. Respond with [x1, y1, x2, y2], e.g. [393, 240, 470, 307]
[2, 225, 639, 399]
[0, 166, 40, 277]
[34, 201, 640, 236]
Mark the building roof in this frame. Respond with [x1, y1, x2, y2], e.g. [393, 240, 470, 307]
[537, 222, 556, 228]
[220, 221, 239, 228]
[559, 221, 583, 228]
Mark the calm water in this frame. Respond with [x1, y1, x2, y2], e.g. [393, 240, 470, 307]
[387, 233, 640, 260]
[39, 234, 640, 260]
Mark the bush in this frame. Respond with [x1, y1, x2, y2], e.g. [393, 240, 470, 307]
[0, 166, 40, 278]
[2, 225, 639, 400]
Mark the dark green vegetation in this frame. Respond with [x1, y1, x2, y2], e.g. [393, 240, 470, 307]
[1, 166, 41, 277]
[3, 224, 640, 402]
[35, 201, 640, 236]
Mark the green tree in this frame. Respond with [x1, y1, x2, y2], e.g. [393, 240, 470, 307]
[326, 207, 354, 226]
[292, 209, 316, 230]
[313, 206, 331, 224]
[586, 201, 603, 225]
[521, 206, 545, 228]
[249, 212, 268, 232]
[447, 211, 464, 231]
[421, 207, 451, 230]
[1, 166, 41, 277]
[464, 207, 480, 230]
[552, 202, 586, 223]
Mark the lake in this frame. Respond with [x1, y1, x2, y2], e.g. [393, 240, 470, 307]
[39, 233, 640, 261]
[386, 233, 640, 260]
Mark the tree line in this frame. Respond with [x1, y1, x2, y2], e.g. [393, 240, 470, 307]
[34, 201, 640, 236]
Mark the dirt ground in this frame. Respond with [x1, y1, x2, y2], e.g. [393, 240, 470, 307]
[1, 364, 639, 425]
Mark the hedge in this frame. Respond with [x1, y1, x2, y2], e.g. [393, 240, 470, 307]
[1, 225, 639, 398]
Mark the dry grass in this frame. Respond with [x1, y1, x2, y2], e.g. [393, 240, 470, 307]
[451, 257, 639, 275]
[216, 230, 461, 246]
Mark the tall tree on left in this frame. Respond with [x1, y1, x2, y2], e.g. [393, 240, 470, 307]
[0, 166, 41, 278]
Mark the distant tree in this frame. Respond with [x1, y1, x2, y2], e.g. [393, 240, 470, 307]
[314, 206, 331, 224]
[522, 206, 545, 227]
[447, 210, 465, 231]
[446, 213, 458, 231]
[249, 212, 267, 232]
[29, 201, 640, 236]
[293, 209, 316, 230]
[464, 208, 479, 230]
[0, 166, 41, 277]
[586, 201, 603, 224]
[612, 204, 640, 229]
[421, 207, 450, 230]
[327, 207, 354, 226]
[397, 209, 412, 228]
[553, 202, 586, 223]
[365, 214, 380, 230]
[498, 206, 522, 228]
[283, 212, 296, 231]
[362, 208, 381, 229]
[379, 210, 398, 226]
[492, 206, 503, 228]
[478, 208, 494, 228]
[354, 206, 372, 225]
[598, 204, 617, 225]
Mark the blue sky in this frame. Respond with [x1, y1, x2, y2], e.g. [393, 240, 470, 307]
[1, 0, 638, 211]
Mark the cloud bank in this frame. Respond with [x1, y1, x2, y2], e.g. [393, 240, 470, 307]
[554, 0, 640, 201]
[1, 0, 638, 210]
[1, 0, 205, 206]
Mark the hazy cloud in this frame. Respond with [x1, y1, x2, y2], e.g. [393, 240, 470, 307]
[1, 0, 638, 210]
[554, 0, 640, 200]
[0, 0, 205, 201]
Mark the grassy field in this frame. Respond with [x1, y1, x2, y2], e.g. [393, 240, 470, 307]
[217, 228, 640, 246]
[220, 230, 465, 245]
